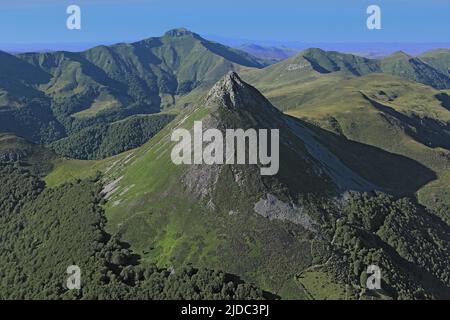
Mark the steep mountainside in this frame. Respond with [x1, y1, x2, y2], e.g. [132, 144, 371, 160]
[243, 48, 450, 90]
[0, 51, 50, 105]
[41, 73, 449, 299]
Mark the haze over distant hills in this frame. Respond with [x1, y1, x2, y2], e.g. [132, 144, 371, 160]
[1, 42, 118, 54]
[5, 32, 450, 60]
[204, 34, 450, 59]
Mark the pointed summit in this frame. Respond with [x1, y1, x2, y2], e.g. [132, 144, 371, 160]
[300, 47, 327, 56]
[205, 72, 275, 111]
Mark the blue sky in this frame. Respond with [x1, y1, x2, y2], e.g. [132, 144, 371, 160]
[1, 0, 449, 48]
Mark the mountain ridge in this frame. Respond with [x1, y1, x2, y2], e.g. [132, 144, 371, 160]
[0, 29, 266, 144]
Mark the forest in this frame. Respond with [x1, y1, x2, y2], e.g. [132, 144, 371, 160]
[0, 163, 268, 300]
[50, 113, 175, 159]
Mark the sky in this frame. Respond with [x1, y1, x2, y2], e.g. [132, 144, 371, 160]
[1, 0, 450, 50]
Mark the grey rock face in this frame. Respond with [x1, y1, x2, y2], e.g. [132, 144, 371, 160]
[254, 193, 317, 232]
[205, 72, 274, 112]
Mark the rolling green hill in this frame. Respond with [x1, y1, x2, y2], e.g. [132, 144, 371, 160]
[0, 29, 263, 145]
[244, 59, 450, 216]
[380, 51, 450, 89]
[18, 28, 263, 121]
[420, 49, 450, 76]
[299, 48, 380, 76]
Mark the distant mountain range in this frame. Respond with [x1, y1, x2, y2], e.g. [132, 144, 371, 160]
[5, 33, 450, 60]
[236, 44, 298, 63]
[236, 43, 450, 60]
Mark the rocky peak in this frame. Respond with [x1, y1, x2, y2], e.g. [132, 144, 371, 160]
[388, 51, 412, 60]
[205, 72, 274, 111]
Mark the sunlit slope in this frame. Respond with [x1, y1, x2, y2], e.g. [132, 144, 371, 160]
[1, 29, 263, 144]
[92, 72, 403, 298]
[246, 69, 450, 209]
[96, 74, 330, 298]
[18, 29, 262, 120]
[420, 49, 450, 76]
[41, 73, 450, 299]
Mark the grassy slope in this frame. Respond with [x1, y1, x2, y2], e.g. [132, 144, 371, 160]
[17, 29, 262, 120]
[102, 109, 293, 295]
[244, 68, 450, 209]
[0, 30, 265, 149]
[43, 84, 325, 298]
[41, 72, 450, 299]
[243, 48, 450, 93]
[419, 49, 450, 75]
[34, 49, 450, 299]
[297, 271, 348, 300]
[48, 74, 439, 299]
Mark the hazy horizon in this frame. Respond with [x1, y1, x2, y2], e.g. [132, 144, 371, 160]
[2, 0, 450, 49]
[3, 29, 450, 57]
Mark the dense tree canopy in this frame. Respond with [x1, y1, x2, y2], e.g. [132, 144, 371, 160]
[0, 163, 267, 300]
[50, 114, 174, 160]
